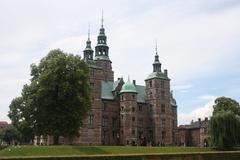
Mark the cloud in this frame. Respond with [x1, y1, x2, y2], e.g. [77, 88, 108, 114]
[198, 95, 218, 100]
[0, 112, 10, 123]
[173, 84, 193, 92]
[178, 96, 216, 125]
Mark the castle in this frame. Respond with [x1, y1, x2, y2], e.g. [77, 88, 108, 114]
[63, 20, 178, 146]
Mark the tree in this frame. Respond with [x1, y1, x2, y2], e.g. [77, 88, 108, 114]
[8, 97, 34, 143]
[213, 97, 240, 116]
[209, 97, 240, 149]
[2, 127, 21, 145]
[209, 110, 240, 149]
[9, 49, 91, 145]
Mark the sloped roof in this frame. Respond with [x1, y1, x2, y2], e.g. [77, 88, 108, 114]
[101, 81, 114, 100]
[120, 81, 137, 93]
[101, 81, 146, 103]
[145, 72, 169, 80]
[135, 85, 145, 103]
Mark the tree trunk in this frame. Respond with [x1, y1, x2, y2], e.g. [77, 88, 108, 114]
[53, 135, 59, 145]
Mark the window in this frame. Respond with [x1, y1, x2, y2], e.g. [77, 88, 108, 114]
[121, 95, 124, 101]
[88, 112, 94, 125]
[161, 91, 165, 99]
[121, 115, 124, 120]
[121, 106, 124, 111]
[112, 131, 116, 138]
[103, 118, 108, 127]
[132, 129, 135, 135]
[149, 118, 153, 124]
[103, 102, 107, 111]
[90, 70, 94, 77]
[132, 117, 135, 122]
[161, 104, 165, 113]
[112, 118, 117, 129]
[132, 107, 135, 112]
[103, 130, 107, 139]
[138, 105, 142, 111]
[90, 82, 94, 88]
[161, 118, 166, 128]
[150, 104, 153, 112]
[161, 80, 164, 88]
[149, 81, 152, 88]
[132, 94, 135, 99]
[162, 131, 166, 139]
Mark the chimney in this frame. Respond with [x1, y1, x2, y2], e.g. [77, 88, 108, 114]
[205, 117, 208, 121]
[164, 69, 168, 76]
[133, 80, 136, 85]
[118, 77, 120, 80]
[198, 118, 201, 122]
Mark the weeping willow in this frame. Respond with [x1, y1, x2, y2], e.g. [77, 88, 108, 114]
[209, 111, 240, 149]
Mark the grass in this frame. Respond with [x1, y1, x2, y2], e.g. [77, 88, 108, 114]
[0, 146, 239, 159]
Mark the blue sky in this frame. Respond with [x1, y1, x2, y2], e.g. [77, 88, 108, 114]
[0, 0, 240, 124]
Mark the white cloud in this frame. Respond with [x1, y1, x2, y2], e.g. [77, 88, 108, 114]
[178, 96, 216, 125]
[198, 95, 218, 101]
[0, 112, 10, 123]
[173, 84, 193, 92]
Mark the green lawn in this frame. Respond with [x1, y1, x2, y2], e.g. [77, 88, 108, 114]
[0, 145, 225, 158]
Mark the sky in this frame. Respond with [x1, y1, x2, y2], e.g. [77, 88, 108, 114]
[0, 0, 240, 125]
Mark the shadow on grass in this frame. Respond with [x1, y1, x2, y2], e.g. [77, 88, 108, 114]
[71, 146, 109, 155]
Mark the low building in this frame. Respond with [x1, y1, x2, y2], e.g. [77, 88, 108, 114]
[177, 118, 209, 147]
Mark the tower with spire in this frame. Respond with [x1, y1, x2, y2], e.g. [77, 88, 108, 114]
[145, 44, 175, 145]
[94, 11, 113, 81]
[83, 24, 93, 61]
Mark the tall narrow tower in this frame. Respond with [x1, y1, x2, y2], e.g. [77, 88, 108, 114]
[83, 26, 93, 61]
[119, 79, 138, 145]
[95, 13, 114, 81]
[145, 45, 173, 145]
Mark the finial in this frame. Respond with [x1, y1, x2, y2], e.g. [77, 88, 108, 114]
[88, 23, 90, 40]
[101, 9, 104, 28]
[155, 39, 158, 55]
[128, 75, 130, 81]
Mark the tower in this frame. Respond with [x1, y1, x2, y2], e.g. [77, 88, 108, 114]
[145, 45, 173, 145]
[119, 79, 138, 145]
[83, 26, 93, 61]
[94, 12, 114, 81]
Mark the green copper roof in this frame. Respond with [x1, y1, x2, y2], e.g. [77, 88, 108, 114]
[101, 81, 114, 100]
[145, 72, 169, 80]
[120, 81, 137, 93]
[135, 85, 145, 103]
[101, 81, 145, 102]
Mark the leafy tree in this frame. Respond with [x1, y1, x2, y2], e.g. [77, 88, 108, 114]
[8, 97, 34, 143]
[213, 97, 240, 116]
[9, 49, 91, 145]
[209, 97, 240, 149]
[209, 110, 240, 149]
[2, 127, 21, 145]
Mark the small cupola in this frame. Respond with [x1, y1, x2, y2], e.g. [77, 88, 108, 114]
[120, 78, 137, 94]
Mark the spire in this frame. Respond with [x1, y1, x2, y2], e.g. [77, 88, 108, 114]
[95, 11, 109, 59]
[152, 42, 161, 72]
[83, 24, 93, 61]
[155, 40, 158, 55]
[88, 23, 90, 41]
[101, 10, 104, 28]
